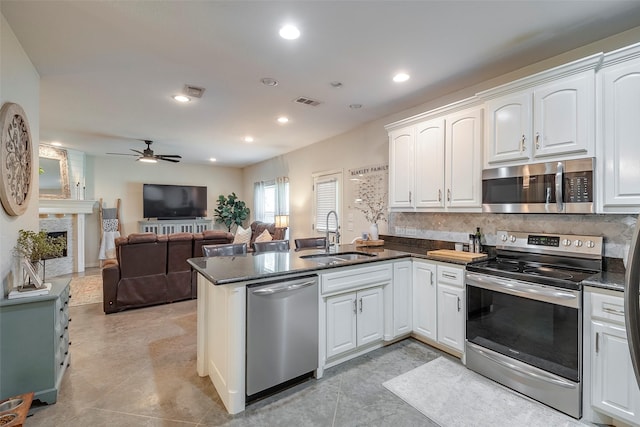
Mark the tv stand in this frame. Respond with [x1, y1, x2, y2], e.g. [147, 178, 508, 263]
[138, 218, 213, 234]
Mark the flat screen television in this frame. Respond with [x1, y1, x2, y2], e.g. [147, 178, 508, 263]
[143, 184, 207, 219]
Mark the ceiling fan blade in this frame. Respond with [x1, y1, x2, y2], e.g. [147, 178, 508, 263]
[130, 149, 144, 155]
[106, 152, 138, 156]
[158, 157, 180, 163]
[156, 154, 182, 158]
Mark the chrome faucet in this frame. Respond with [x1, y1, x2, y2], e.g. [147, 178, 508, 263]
[325, 210, 340, 251]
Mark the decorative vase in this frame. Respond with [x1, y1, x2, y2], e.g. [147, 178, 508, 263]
[369, 223, 379, 241]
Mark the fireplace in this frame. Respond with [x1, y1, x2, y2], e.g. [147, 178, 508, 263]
[44, 231, 68, 258]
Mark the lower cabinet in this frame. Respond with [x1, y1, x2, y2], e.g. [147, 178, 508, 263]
[326, 287, 384, 358]
[587, 289, 640, 426]
[0, 279, 71, 403]
[392, 260, 413, 337]
[413, 259, 465, 355]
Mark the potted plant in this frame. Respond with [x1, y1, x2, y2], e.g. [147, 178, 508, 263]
[213, 193, 250, 232]
[353, 174, 387, 240]
[15, 229, 66, 282]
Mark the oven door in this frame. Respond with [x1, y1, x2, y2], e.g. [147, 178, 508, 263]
[466, 272, 582, 382]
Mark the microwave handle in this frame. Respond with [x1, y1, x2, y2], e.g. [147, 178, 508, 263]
[555, 161, 564, 212]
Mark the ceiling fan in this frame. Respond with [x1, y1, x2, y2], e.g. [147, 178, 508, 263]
[106, 140, 182, 163]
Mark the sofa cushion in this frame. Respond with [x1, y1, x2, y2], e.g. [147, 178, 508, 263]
[233, 225, 252, 245]
[254, 229, 273, 243]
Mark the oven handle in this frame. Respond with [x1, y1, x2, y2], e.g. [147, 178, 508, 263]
[466, 272, 580, 309]
[467, 342, 577, 389]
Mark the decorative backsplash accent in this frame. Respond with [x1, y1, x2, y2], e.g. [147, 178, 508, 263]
[389, 212, 636, 260]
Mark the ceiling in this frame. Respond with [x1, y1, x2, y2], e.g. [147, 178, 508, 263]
[3, 1, 640, 167]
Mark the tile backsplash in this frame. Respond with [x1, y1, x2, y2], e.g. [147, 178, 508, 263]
[389, 212, 637, 260]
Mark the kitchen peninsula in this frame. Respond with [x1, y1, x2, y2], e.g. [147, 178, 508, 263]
[188, 246, 414, 414]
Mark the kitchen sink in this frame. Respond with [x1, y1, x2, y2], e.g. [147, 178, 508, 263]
[300, 251, 376, 264]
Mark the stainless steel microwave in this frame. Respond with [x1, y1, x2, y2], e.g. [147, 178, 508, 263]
[482, 158, 594, 214]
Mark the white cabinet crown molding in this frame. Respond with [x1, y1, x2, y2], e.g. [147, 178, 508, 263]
[384, 96, 481, 132]
[477, 52, 603, 101]
[600, 41, 640, 67]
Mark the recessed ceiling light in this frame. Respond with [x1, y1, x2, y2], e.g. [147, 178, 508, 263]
[51, 141, 62, 146]
[279, 25, 300, 40]
[349, 104, 363, 109]
[393, 73, 410, 83]
[277, 116, 289, 124]
[209, 157, 217, 162]
[244, 136, 254, 143]
[261, 77, 278, 87]
[173, 95, 191, 103]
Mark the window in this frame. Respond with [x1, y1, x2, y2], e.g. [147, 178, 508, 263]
[313, 171, 341, 232]
[254, 177, 289, 223]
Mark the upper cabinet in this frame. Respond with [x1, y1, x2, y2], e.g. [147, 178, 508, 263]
[387, 103, 483, 212]
[480, 54, 600, 168]
[597, 42, 640, 213]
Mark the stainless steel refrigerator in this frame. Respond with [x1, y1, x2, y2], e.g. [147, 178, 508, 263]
[625, 216, 640, 388]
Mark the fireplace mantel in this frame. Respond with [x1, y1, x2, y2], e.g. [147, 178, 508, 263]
[38, 199, 96, 275]
[39, 199, 96, 215]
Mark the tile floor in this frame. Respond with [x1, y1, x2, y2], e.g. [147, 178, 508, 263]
[27, 298, 448, 426]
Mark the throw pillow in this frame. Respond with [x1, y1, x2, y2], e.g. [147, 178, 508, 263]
[233, 225, 251, 244]
[254, 229, 273, 243]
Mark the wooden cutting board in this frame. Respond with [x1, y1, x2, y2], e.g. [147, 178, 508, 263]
[426, 249, 488, 263]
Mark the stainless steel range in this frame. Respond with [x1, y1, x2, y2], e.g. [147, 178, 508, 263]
[465, 230, 603, 419]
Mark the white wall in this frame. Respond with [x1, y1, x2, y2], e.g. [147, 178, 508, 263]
[243, 25, 640, 246]
[85, 156, 243, 267]
[0, 14, 40, 297]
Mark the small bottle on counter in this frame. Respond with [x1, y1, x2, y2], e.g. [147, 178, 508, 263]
[474, 227, 482, 253]
[468, 234, 475, 253]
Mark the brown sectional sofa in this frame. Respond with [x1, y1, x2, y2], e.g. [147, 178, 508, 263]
[102, 230, 233, 314]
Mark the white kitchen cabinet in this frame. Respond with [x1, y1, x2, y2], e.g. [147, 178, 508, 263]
[392, 261, 413, 337]
[412, 260, 437, 341]
[388, 127, 415, 208]
[386, 104, 482, 212]
[585, 289, 640, 426]
[436, 265, 465, 353]
[445, 107, 483, 209]
[591, 321, 640, 425]
[325, 287, 384, 359]
[481, 54, 600, 168]
[598, 43, 640, 212]
[412, 260, 465, 355]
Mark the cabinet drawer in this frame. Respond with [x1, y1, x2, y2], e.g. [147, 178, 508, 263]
[321, 264, 392, 295]
[437, 265, 464, 288]
[591, 292, 625, 324]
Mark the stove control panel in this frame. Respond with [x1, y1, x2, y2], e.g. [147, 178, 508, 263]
[496, 230, 603, 258]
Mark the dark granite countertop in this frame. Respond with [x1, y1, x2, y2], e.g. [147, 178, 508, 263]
[188, 244, 412, 285]
[583, 271, 626, 293]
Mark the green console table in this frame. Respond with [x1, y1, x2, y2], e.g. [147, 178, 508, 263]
[0, 278, 71, 404]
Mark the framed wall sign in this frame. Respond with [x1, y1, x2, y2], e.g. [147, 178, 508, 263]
[0, 102, 33, 216]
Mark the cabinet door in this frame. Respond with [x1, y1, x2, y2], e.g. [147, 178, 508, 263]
[415, 118, 445, 208]
[413, 261, 437, 341]
[485, 91, 532, 165]
[533, 71, 594, 159]
[437, 283, 465, 352]
[326, 293, 357, 358]
[392, 261, 413, 337]
[601, 57, 640, 209]
[591, 321, 640, 425]
[356, 287, 384, 347]
[445, 107, 483, 208]
[389, 127, 415, 208]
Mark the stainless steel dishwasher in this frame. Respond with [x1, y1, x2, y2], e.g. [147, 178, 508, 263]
[246, 275, 319, 400]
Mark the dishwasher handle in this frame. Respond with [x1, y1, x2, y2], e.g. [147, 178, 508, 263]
[251, 280, 317, 295]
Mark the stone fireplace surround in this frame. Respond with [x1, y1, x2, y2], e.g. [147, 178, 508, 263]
[38, 199, 96, 277]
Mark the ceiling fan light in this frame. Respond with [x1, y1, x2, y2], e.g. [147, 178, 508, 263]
[138, 157, 157, 163]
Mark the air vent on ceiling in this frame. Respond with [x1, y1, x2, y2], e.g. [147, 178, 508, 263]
[184, 84, 205, 98]
[293, 96, 322, 107]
